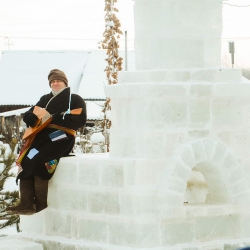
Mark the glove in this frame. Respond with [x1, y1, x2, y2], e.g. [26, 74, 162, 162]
[52, 112, 63, 125]
[23, 112, 39, 127]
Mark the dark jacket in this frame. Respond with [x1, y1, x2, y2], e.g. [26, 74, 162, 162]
[17, 87, 87, 180]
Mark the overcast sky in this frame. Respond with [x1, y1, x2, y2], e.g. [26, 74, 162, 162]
[222, 0, 250, 38]
[0, 0, 249, 65]
[0, 0, 134, 50]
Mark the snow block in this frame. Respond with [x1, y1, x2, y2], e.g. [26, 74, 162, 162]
[45, 209, 72, 238]
[161, 219, 196, 245]
[233, 191, 250, 204]
[185, 205, 207, 217]
[158, 190, 185, 207]
[20, 211, 45, 234]
[210, 142, 229, 166]
[191, 139, 207, 164]
[107, 220, 160, 248]
[120, 191, 158, 215]
[175, 146, 196, 169]
[49, 185, 88, 210]
[190, 84, 213, 97]
[161, 176, 187, 194]
[101, 160, 124, 187]
[195, 215, 241, 241]
[123, 159, 166, 187]
[211, 99, 242, 128]
[77, 217, 108, 243]
[214, 83, 250, 97]
[88, 191, 120, 214]
[0, 239, 43, 250]
[52, 156, 79, 183]
[189, 98, 210, 128]
[77, 157, 102, 186]
[118, 69, 241, 84]
[163, 158, 192, 183]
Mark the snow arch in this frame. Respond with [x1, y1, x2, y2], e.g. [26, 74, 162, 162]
[159, 138, 250, 207]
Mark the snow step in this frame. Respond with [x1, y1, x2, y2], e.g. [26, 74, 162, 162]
[0, 239, 43, 250]
[7, 233, 133, 250]
[7, 232, 250, 250]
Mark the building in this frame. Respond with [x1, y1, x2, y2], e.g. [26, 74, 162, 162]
[0, 50, 135, 125]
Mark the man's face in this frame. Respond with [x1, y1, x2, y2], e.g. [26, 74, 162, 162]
[50, 79, 66, 92]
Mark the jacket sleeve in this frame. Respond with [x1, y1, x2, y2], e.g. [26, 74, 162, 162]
[57, 94, 87, 130]
[22, 95, 49, 121]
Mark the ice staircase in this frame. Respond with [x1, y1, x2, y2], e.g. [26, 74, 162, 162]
[3, 152, 250, 250]
[0, 238, 43, 250]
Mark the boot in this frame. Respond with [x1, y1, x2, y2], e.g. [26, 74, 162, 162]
[6, 176, 35, 215]
[34, 175, 49, 213]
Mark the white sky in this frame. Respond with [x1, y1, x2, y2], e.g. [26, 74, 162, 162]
[0, 0, 249, 65]
[222, 0, 250, 38]
[222, 0, 250, 66]
[0, 0, 134, 51]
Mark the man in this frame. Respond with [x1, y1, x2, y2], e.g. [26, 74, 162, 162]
[6, 69, 87, 215]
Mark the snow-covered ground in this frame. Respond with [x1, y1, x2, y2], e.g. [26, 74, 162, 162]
[3, 176, 18, 192]
[0, 225, 17, 236]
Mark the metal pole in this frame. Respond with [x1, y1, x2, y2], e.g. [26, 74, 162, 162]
[111, 0, 113, 12]
[125, 31, 128, 71]
[229, 41, 235, 69]
[4, 37, 10, 50]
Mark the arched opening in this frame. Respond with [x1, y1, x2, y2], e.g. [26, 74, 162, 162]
[159, 138, 250, 208]
[184, 169, 208, 204]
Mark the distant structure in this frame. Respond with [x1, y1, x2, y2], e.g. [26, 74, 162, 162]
[0, 50, 135, 126]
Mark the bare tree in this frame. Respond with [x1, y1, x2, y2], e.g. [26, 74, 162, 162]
[100, 0, 123, 85]
[98, 0, 123, 151]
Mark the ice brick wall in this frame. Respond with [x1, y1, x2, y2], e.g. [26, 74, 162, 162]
[19, 154, 250, 248]
[134, 0, 222, 70]
[105, 68, 250, 187]
[108, 71, 245, 148]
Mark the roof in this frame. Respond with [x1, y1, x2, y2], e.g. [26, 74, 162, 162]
[0, 50, 136, 106]
[0, 101, 104, 121]
[0, 51, 89, 105]
[78, 50, 136, 100]
[0, 107, 30, 117]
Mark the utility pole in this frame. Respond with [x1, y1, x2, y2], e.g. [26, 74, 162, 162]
[125, 30, 128, 71]
[4, 37, 13, 50]
[229, 41, 235, 68]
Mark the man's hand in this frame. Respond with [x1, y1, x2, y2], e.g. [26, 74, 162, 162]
[23, 113, 39, 127]
[52, 113, 63, 125]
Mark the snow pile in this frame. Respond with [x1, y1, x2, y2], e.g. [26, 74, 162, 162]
[90, 133, 105, 143]
[0, 142, 11, 159]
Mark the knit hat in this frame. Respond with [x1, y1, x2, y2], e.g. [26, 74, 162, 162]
[48, 69, 68, 86]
